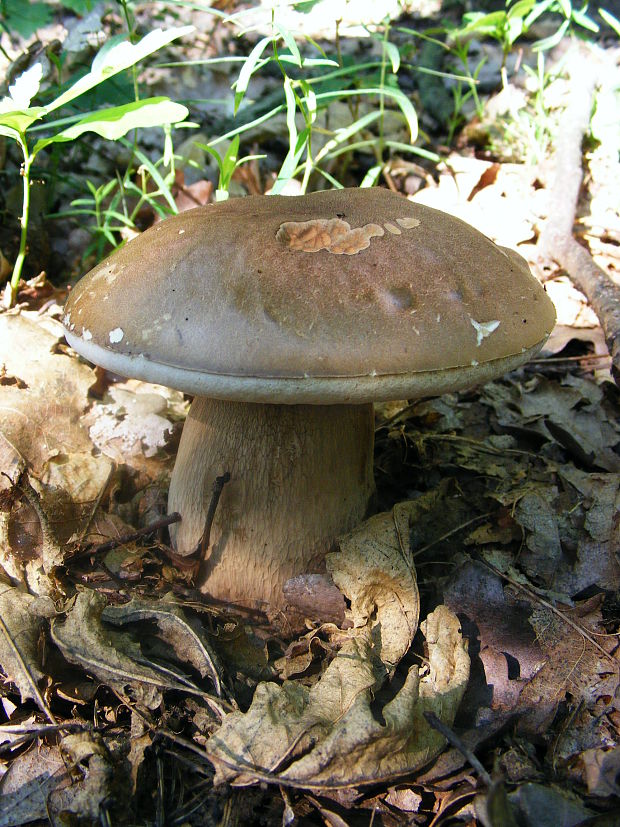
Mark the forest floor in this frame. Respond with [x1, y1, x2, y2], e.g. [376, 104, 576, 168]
[0, 2, 619, 825]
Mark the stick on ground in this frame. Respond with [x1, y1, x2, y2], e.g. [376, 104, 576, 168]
[537, 40, 620, 383]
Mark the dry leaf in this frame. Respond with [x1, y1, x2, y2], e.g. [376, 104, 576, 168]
[50, 590, 207, 708]
[327, 502, 420, 670]
[206, 606, 469, 788]
[0, 584, 54, 703]
[0, 744, 69, 827]
[102, 595, 222, 696]
[48, 732, 118, 822]
[0, 313, 112, 569]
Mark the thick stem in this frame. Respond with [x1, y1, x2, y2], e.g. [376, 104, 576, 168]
[168, 398, 375, 612]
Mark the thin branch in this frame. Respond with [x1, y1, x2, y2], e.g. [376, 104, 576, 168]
[482, 560, 619, 669]
[423, 711, 492, 787]
[82, 512, 182, 558]
[537, 40, 620, 383]
[198, 472, 231, 556]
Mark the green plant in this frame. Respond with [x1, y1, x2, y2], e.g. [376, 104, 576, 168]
[60, 127, 185, 260]
[0, 26, 192, 306]
[197, 13, 430, 194]
[0, 0, 94, 41]
[453, 0, 600, 60]
[198, 134, 265, 201]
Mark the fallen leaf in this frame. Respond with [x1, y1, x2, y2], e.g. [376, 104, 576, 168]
[0, 583, 54, 703]
[0, 313, 112, 572]
[206, 605, 469, 788]
[50, 590, 209, 708]
[0, 745, 69, 827]
[327, 501, 420, 670]
[102, 594, 222, 696]
[49, 732, 117, 822]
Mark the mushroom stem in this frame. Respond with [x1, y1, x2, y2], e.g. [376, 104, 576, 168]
[168, 398, 375, 612]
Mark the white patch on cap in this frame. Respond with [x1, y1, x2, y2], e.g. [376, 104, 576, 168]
[470, 318, 500, 346]
[82, 329, 92, 341]
[276, 218, 384, 255]
[178, 229, 185, 235]
[109, 327, 124, 344]
[384, 222, 402, 235]
[396, 217, 421, 229]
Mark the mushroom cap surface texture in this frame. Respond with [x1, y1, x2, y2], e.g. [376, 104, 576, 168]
[63, 188, 556, 403]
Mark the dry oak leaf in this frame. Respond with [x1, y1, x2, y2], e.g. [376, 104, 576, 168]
[102, 594, 222, 697]
[327, 501, 420, 671]
[0, 583, 55, 703]
[50, 590, 209, 709]
[206, 605, 469, 788]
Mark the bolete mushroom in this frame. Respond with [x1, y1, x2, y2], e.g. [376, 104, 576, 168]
[63, 187, 555, 614]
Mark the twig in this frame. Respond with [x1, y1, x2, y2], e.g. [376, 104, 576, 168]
[423, 711, 492, 787]
[537, 40, 620, 383]
[413, 511, 494, 560]
[81, 512, 182, 558]
[198, 472, 231, 557]
[0, 721, 87, 755]
[482, 560, 619, 669]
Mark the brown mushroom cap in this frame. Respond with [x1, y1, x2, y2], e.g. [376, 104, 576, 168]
[63, 187, 555, 403]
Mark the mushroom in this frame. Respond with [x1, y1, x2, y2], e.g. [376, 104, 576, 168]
[63, 188, 555, 614]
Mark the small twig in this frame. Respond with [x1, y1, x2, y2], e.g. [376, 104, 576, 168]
[0, 721, 87, 755]
[413, 511, 494, 560]
[482, 560, 619, 669]
[81, 512, 182, 558]
[423, 711, 492, 787]
[198, 472, 231, 557]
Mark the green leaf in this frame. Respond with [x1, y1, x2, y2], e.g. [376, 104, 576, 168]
[571, 8, 599, 31]
[292, 0, 323, 11]
[271, 127, 309, 194]
[533, 18, 570, 49]
[557, 0, 572, 18]
[275, 23, 302, 67]
[360, 165, 382, 187]
[384, 140, 440, 161]
[283, 75, 298, 148]
[0, 107, 46, 134]
[33, 98, 188, 153]
[45, 26, 194, 114]
[312, 87, 418, 142]
[1, 0, 50, 38]
[599, 8, 620, 36]
[2, 64, 43, 110]
[384, 41, 401, 74]
[0, 124, 21, 141]
[221, 135, 240, 187]
[315, 111, 381, 163]
[234, 36, 272, 114]
[507, 0, 536, 20]
[120, 139, 178, 213]
[524, 0, 554, 27]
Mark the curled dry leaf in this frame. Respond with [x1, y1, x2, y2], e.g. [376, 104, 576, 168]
[102, 594, 222, 696]
[48, 732, 117, 822]
[50, 590, 209, 709]
[0, 583, 55, 703]
[0, 314, 112, 572]
[206, 606, 469, 788]
[326, 501, 420, 670]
